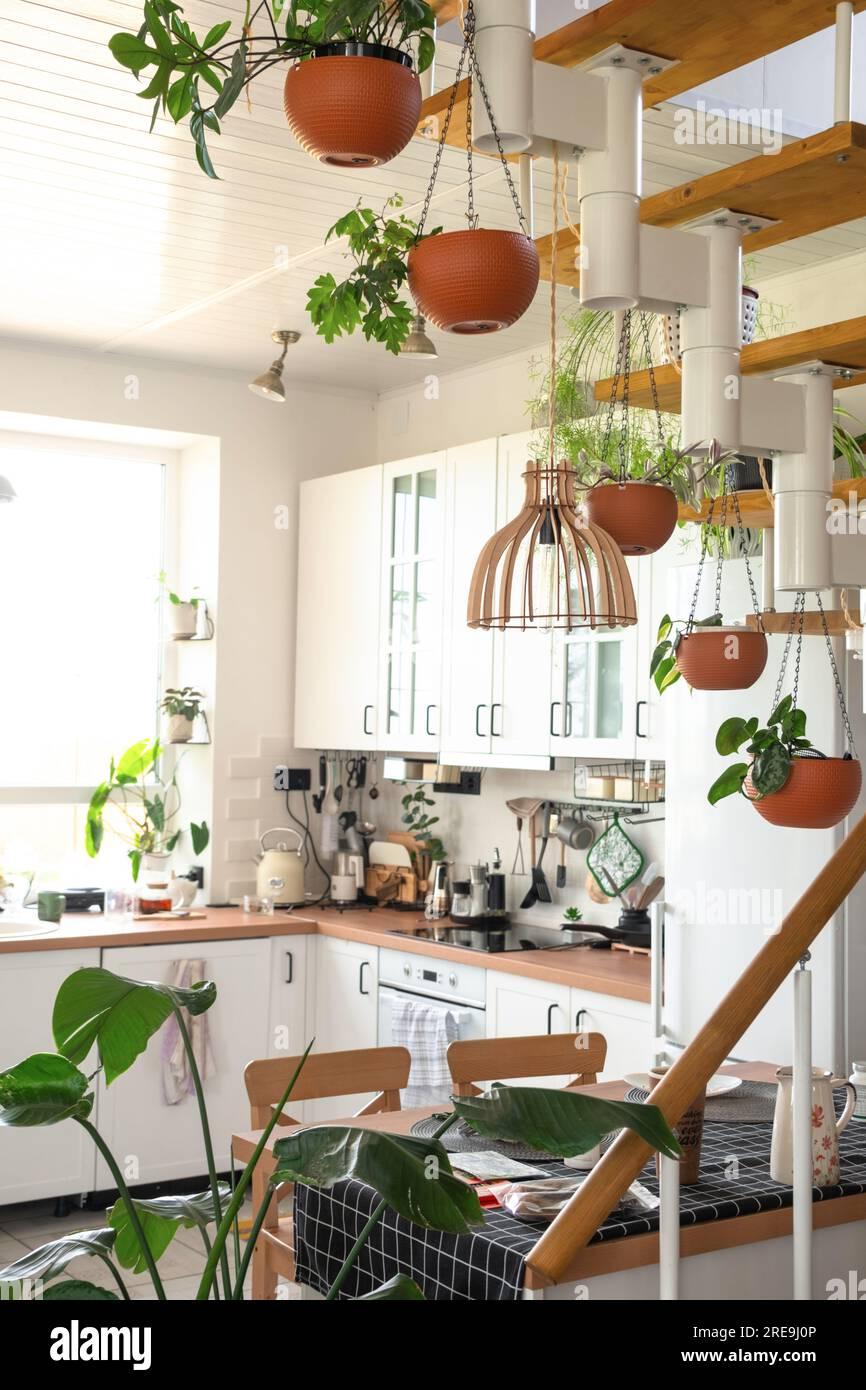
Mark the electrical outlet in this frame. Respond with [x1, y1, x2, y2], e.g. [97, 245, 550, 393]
[187, 865, 204, 889]
[274, 766, 311, 792]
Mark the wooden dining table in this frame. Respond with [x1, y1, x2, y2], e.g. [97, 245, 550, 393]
[231, 1061, 866, 1296]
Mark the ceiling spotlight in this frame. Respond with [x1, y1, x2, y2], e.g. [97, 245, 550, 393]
[401, 314, 438, 360]
[0, 475, 16, 503]
[249, 330, 300, 402]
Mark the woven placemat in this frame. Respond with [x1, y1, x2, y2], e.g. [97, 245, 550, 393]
[409, 1115, 560, 1162]
[625, 1079, 778, 1123]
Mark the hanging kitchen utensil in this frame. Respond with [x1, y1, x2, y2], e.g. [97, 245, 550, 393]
[312, 753, 326, 814]
[674, 456, 769, 690]
[587, 814, 645, 898]
[584, 311, 679, 557]
[745, 593, 861, 829]
[409, 2, 539, 335]
[586, 870, 613, 906]
[556, 840, 567, 890]
[521, 802, 553, 908]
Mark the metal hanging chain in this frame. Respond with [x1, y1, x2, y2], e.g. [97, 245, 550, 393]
[817, 591, 858, 756]
[729, 481, 764, 627]
[771, 591, 805, 716]
[638, 312, 666, 453]
[599, 312, 633, 484]
[686, 464, 731, 633]
[415, 31, 469, 238]
[685, 510, 713, 634]
[790, 589, 806, 713]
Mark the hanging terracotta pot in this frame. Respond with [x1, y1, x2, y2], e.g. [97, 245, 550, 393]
[408, 230, 540, 335]
[584, 481, 678, 557]
[283, 45, 421, 168]
[746, 757, 862, 829]
[675, 627, 769, 691]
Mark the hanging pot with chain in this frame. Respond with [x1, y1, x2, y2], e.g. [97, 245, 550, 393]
[408, 3, 540, 334]
[745, 593, 861, 829]
[284, 41, 422, 169]
[584, 312, 678, 556]
[675, 464, 769, 690]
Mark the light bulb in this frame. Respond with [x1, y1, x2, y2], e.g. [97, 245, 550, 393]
[533, 511, 560, 629]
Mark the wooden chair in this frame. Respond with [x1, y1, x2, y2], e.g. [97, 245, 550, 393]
[244, 1046, 411, 1300]
[447, 1032, 608, 1096]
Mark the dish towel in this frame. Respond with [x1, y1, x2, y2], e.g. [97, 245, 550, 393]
[391, 997, 459, 1108]
[161, 958, 213, 1106]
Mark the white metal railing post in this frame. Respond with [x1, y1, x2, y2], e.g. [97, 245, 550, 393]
[835, 2, 855, 125]
[659, 1152, 681, 1300]
[793, 954, 814, 1300]
[650, 901, 664, 1066]
[762, 528, 775, 614]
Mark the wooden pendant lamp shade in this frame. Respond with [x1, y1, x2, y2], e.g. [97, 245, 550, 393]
[467, 461, 637, 631]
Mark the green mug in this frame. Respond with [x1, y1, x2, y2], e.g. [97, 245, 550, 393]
[37, 891, 66, 924]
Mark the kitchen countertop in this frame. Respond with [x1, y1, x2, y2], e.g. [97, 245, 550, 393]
[0, 904, 651, 1004]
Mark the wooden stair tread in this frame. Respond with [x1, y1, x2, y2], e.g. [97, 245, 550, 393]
[418, 1, 866, 150]
[594, 316, 866, 412]
[677, 479, 866, 531]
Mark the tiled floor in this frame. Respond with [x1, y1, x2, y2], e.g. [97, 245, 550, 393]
[0, 1197, 300, 1300]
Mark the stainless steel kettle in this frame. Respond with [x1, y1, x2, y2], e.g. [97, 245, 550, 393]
[255, 827, 305, 906]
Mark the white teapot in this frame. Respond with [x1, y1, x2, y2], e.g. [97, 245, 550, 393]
[771, 1067, 857, 1187]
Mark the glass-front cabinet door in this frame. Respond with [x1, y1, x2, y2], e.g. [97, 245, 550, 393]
[378, 454, 446, 753]
[552, 558, 640, 758]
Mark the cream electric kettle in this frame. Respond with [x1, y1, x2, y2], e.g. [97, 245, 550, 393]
[255, 828, 305, 906]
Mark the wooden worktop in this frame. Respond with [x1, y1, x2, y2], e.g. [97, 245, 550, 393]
[0, 905, 651, 1004]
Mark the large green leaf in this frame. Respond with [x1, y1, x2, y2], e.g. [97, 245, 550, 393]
[53, 967, 217, 1085]
[750, 742, 792, 797]
[0, 1229, 116, 1291]
[116, 738, 160, 781]
[357, 1274, 425, 1301]
[272, 1128, 485, 1234]
[453, 1085, 683, 1161]
[108, 1185, 230, 1271]
[0, 1054, 93, 1127]
[708, 762, 748, 805]
[42, 1280, 120, 1301]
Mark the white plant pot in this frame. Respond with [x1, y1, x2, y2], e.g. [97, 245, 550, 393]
[169, 602, 197, 639]
[660, 286, 759, 365]
[166, 713, 194, 744]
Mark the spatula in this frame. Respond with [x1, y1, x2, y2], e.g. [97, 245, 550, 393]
[521, 803, 553, 908]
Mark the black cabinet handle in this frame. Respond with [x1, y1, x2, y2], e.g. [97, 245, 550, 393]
[425, 704, 438, 738]
[549, 701, 562, 737]
[491, 703, 502, 738]
[285, 951, 294, 985]
[363, 705, 374, 737]
[546, 1003, 558, 1035]
[636, 699, 647, 739]
[475, 703, 488, 738]
[575, 1008, 587, 1032]
[359, 961, 371, 996]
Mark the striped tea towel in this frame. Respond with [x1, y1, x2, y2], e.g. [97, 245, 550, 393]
[391, 996, 459, 1108]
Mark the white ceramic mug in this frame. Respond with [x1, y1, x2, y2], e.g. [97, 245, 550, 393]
[169, 877, 197, 911]
[330, 874, 358, 904]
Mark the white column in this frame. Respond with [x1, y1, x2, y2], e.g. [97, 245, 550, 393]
[761, 528, 775, 613]
[680, 224, 743, 451]
[659, 1153, 681, 1300]
[773, 371, 834, 593]
[578, 64, 642, 310]
[793, 958, 813, 1302]
[835, 2, 855, 124]
[650, 901, 664, 1066]
[472, 0, 535, 154]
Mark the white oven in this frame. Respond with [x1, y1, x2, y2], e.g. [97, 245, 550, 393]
[377, 948, 487, 1050]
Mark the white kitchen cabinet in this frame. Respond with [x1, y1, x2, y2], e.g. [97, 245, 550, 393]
[486, 972, 572, 1086]
[295, 464, 382, 751]
[0, 949, 100, 1206]
[570, 988, 651, 1081]
[309, 935, 379, 1119]
[266, 935, 310, 1059]
[634, 548, 668, 760]
[95, 938, 271, 1187]
[377, 453, 447, 753]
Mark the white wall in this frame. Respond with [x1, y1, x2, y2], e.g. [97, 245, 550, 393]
[0, 342, 377, 900]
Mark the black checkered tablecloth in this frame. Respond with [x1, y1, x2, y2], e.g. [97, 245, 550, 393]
[292, 1114, 866, 1302]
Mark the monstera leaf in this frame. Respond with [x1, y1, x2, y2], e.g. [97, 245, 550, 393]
[107, 1186, 231, 1273]
[0, 1054, 93, 1127]
[453, 1086, 683, 1160]
[53, 967, 216, 1084]
[273, 1127, 484, 1235]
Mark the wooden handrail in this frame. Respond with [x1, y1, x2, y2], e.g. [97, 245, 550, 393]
[525, 809, 866, 1286]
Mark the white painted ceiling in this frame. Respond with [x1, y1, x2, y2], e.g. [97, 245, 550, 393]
[2, 1, 866, 392]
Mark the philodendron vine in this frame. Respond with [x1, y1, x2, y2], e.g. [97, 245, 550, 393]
[108, 1, 436, 178]
[650, 613, 723, 696]
[707, 694, 815, 806]
[0, 967, 680, 1302]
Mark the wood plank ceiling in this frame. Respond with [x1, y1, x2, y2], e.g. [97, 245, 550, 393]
[1, 1, 866, 392]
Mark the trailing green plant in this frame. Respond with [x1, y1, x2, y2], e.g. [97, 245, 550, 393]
[650, 613, 724, 696]
[108, 2, 436, 178]
[85, 738, 209, 880]
[161, 687, 205, 721]
[833, 408, 866, 478]
[707, 694, 816, 807]
[0, 964, 680, 1303]
[401, 784, 445, 862]
[157, 570, 202, 608]
[307, 196, 441, 354]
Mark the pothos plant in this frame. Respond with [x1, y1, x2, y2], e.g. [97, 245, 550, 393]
[307, 196, 441, 354]
[0, 965, 680, 1302]
[85, 739, 209, 880]
[707, 695, 814, 806]
[650, 613, 724, 696]
[401, 784, 445, 862]
[157, 570, 202, 610]
[108, 1, 436, 178]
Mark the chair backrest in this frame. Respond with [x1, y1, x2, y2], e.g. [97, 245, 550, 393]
[244, 1046, 412, 1128]
[447, 1032, 608, 1097]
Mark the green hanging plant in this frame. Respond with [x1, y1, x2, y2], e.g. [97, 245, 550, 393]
[707, 695, 815, 806]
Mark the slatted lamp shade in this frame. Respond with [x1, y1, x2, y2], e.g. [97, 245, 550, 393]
[466, 459, 637, 631]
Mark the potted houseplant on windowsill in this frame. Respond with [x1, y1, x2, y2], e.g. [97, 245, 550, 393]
[161, 687, 206, 743]
[85, 739, 209, 881]
[158, 572, 204, 639]
[708, 696, 862, 829]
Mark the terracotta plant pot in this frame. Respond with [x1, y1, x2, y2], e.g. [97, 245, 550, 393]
[584, 481, 678, 557]
[675, 627, 768, 691]
[283, 45, 421, 168]
[408, 230, 540, 334]
[746, 757, 862, 829]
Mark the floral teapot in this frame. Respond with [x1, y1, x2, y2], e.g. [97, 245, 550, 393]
[770, 1067, 857, 1187]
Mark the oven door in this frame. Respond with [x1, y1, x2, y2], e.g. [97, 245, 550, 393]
[378, 983, 487, 1107]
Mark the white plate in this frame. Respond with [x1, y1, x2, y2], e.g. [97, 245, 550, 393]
[625, 1072, 743, 1098]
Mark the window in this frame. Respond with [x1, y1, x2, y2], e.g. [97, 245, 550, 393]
[0, 434, 166, 887]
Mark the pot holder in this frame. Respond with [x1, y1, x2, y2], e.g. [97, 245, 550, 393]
[586, 814, 644, 898]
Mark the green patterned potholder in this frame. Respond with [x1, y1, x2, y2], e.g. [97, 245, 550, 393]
[586, 814, 644, 898]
